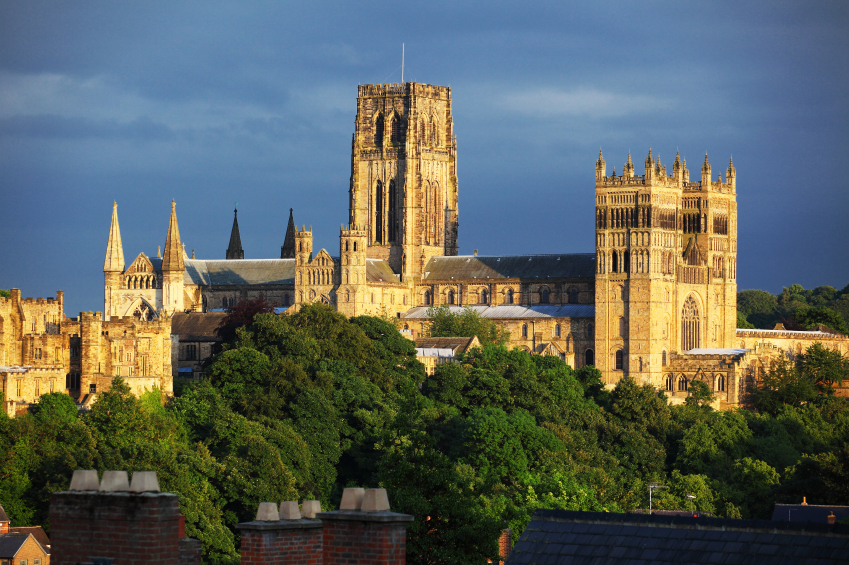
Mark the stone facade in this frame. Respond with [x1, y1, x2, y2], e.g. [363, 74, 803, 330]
[0, 288, 173, 417]
[99, 81, 849, 408]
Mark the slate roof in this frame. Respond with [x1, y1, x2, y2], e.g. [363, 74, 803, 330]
[402, 304, 595, 320]
[366, 259, 400, 283]
[506, 509, 849, 565]
[685, 348, 748, 355]
[422, 254, 595, 281]
[0, 534, 29, 557]
[183, 259, 296, 286]
[772, 504, 849, 524]
[170, 312, 227, 342]
[415, 336, 479, 354]
[9, 526, 50, 550]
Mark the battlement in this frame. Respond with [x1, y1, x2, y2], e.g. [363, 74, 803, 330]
[340, 223, 367, 236]
[295, 225, 312, 237]
[358, 82, 450, 100]
[595, 150, 735, 194]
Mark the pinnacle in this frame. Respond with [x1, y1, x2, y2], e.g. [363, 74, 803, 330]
[104, 201, 125, 273]
[162, 200, 184, 272]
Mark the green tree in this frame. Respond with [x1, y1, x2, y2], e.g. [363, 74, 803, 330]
[748, 358, 817, 414]
[793, 306, 848, 334]
[0, 289, 10, 298]
[737, 289, 779, 328]
[425, 305, 510, 346]
[737, 311, 755, 329]
[685, 380, 715, 409]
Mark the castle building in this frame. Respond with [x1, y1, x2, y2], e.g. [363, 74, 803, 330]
[102, 81, 849, 409]
[0, 288, 173, 417]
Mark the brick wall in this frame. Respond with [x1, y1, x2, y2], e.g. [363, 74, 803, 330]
[50, 491, 183, 565]
[238, 521, 323, 565]
[319, 513, 412, 565]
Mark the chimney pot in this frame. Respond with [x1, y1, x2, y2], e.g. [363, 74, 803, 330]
[339, 487, 365, 510]
[301, 500, 322, 519]
[99, 471, 130, 492]
[279, 500, 301, 520]
[70, 469, 100, 491]
[802, 496, 808, 505]
[130, 471, 161, 493]
[361, 488, 391, 512]
[828, 512, 836, 525]
[256, 502, 280, 522]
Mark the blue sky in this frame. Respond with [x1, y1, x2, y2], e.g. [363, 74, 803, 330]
[1, 1, 847, 315]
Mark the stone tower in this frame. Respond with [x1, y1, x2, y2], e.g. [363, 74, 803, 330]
[226, 208, 244, 260]
[104, 202, 125, 320]
[593, 150, 737, 388]
[161, 201, 185, 315]
[349, 82, 459, 281]
[293, 226, 313, 307]
[337, 223, 368, 317]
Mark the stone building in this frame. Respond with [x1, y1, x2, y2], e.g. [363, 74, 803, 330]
[101, 81, 849, 408]
[0, 288, 173, 417]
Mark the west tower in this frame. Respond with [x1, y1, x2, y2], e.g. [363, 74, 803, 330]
[349, 83, 459, 281]
[594, 150, 737, 389]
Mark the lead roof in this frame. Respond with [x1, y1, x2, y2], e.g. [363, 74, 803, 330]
[402, 304, 595, 319]
[423, 254, 595, 281]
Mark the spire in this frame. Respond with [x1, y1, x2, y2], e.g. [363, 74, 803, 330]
[281, 208, 297, 259]
[162, 200, 184, 272]
[226, 208, 244, 260]
[104, 202, 125, 272]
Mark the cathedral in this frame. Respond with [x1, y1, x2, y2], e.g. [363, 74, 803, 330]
[102, 81, 849, 409]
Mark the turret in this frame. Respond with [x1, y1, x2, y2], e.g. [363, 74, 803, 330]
[161, 201, 185, 314]
[104, 202, 125, 319]
[226, 208, 244, 260]
[595, 150, 606, 182]
[338, 224, 368, 316]
[281, 208, 297, 259]
[294, 226, 313, 308]
[623, 152, 634, 179]
[644, 149, 654, 182]
[672, 152, 683, 184]
[701, 154, 711, 187]
[726, 157, 736, 190]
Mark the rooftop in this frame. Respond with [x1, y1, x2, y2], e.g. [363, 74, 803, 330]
[507, 509, 849, 565]
[423, 254, 596, 281]
[403, 304, 595, 320]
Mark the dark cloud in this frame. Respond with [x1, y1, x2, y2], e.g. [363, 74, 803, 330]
[0, 1, 847, 314]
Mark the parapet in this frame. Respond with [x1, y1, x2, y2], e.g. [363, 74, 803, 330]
[358, 82, 450, 100]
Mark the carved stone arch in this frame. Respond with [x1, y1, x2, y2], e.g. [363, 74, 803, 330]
[124, 298, 158, 321]
[681, 293, 701, 351]
[373, 112, 384, 146]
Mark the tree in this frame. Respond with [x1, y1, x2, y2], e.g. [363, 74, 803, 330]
[792, 306, 848, 335]
[216, 296, 277, 343]
[737, 289, 778, 328]
[798, 343, 848, 393]
[425, 305, 510, 346]
[737, 311, 755, 329]
[684, 380, 715, 409]
[747, 358, 817, 414]
[0, 289, 10, 298]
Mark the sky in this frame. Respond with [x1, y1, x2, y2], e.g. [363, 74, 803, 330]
[1, 1, 847, 315]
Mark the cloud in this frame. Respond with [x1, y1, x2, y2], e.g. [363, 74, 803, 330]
[0, 114, 175, 140]
[498, 87, 672, 118]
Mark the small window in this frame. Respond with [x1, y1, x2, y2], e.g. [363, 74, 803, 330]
[716, 375, 725, 392]
[568, 288, 578, 304]
[539, 287, 550, 304]
[283, 294, 290, 307]
[662, 350, 667, 366]
[480, 289, 488, 304]
[522, 324, 528, 338]
[585, 349, 594, 366]
[448, 290, 455, 305]
[90, 384, 97, 394]
[615, 350, 624, 370]
[678, 376, 688, 391]
[666, 374, 674, 391]
[555, 324, 561, 338]
[587, 323, 594, 338]
[506, 288, 514, 304]
[34, 559, 42, 565]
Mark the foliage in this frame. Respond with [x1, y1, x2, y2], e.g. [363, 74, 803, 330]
[738, 283, 849, 333]
[737, 310, 755, 329]
[216, 296, 278, 343]
[3, 298, 849, 563]
[424, 304, 510, 346]
[0, 289, 10, 298]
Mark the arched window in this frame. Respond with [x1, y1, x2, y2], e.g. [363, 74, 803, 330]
[506, 288, 514, 304]
[480, 289, 488, 304]
[448, 290, 455, 305]
[716, 374, 725, 392]
[666, 374, 674, 391]
[390, 115, 401, 143]
[283, 294, 290, 307]
[587, 323, 594, 338]
[388, 179, 397, 242]
[424, 290, 431, 305]
[662, 350, 668, 366]
[568, 288, 578, 304]
[612, 251, 619, 273]
[374, 113, 384, 145]
[678, 375, 688, 391]
[624, 250, 631, 273]
[345, 241, 349, 251]
[555, 324, 561, 337]
[375, 180, 383, 243]
[522, 324, 528, 337]
[682, 294, 700, 351]
[615, 349, 624, 370]
[585, 349, 594, 366]
[353, 241, 357, 252]
[345, 290, 350, 302]
[539, 287, 550, 304]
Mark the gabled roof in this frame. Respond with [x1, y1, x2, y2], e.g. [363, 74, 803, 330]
[507, 509, 849, 565]
[0, 534, 30, 558]
[10, 526, 50, 550]
[423, 254, 595, 281]
[183, 259, 296, 286]
[367, 259, 400, 283]
[170, 312, 227, 341]
[0, 503, 9, 522]
[403, 304, 595, 320]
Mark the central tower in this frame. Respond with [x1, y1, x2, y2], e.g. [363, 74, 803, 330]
[349, 82, 458, 281]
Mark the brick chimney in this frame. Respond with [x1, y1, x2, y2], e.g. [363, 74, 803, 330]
[238, 488, 413, 565]
[828, 512, 836, 525]
[318, 487, 414, 565]
[50, 470, 201, 565]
